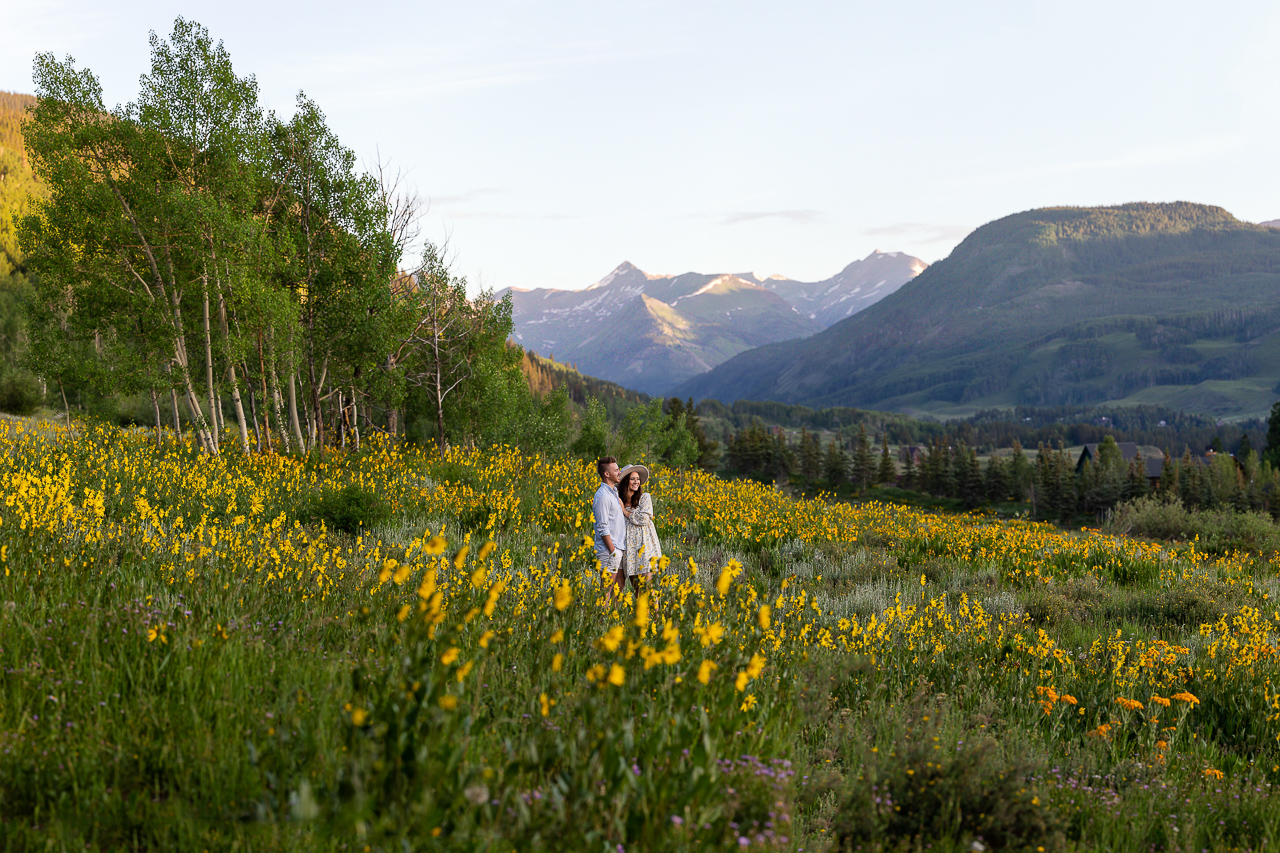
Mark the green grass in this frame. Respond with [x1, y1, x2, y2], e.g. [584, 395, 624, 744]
[6, 424, 1280, 850]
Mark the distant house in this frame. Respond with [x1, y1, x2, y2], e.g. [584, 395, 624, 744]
[1075, 441, 1164, 487]
[899, 445, 926, 466]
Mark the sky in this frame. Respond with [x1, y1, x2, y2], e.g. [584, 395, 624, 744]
[3, 0, 1279, 294]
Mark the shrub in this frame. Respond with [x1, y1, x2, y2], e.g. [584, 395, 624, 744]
[0, 371, 42, 415]
[833, 715, 1063, 851]
[307, 483, 390, 535]
[1104, 495, 1280, 554]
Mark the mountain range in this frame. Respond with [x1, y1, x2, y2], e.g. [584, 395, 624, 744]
[500, 251, 925, 395]
[675, 203, 1280, 420]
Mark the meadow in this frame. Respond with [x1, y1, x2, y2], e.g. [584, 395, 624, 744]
[2, 421, 1280, 851]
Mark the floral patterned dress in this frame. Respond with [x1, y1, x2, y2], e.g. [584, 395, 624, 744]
[623, 493, 662, 577]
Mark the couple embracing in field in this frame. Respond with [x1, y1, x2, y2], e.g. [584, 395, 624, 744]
[592, 456, 663, 595]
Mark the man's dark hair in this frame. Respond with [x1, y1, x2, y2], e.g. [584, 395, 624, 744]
[597, 456, 617, 479]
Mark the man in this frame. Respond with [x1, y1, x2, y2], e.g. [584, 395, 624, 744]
[592, 456, 626, 593]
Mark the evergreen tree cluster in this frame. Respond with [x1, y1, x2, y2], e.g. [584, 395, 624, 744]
[723, 422, 901, 493]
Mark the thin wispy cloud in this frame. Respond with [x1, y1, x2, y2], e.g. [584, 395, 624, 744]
[430, 187, 505, 206]
[722, 209, 822, 225]
[865, 222, 974, 245]
[440, 210, 580, 222]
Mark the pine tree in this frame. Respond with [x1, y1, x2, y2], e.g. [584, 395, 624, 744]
[799, 428, 823, 484]
[984, 454, 1009, 503]
[957, 444, 983, 508]
[773, 432, 795, 482]
[1156, 450, 1178, 501]
[685, 397, 720, 471]
[726, 421, 773, 482]
[1178, 448, 1199, 508]
[1123, 452, 1149, 501]
[901, 447, 918, 491]
[823, 436, 848, 488]
[934, 439, 956, 498]
[1265, 401, 1280, 468]
[1008, 439, 1032, 501]
[1081, 435, 1125, 514]
[852, 425, 875, 490]
[876, 436, 896, 485]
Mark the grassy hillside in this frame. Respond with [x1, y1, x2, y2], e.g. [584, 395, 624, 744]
[8, 421, 1280, 849]
[676, 203, 1280, 419]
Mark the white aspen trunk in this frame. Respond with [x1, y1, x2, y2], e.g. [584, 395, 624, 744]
[212, 285, 250, 455]
[266, 329, 291, 454]
[254, 337, 275, 454]
[287, 371, 306, 453]
[180, 375, 214, 454]
[226, 364, 250, 455]
[170, 385, 183, 440]
[150, 389, 163, 447]
[351, 395, 361, 450]
[270, 368, 290, 454]
[168, 291, 215, 454]
[337, 390, 347, 449]
[202, 273, 219, 452]
[246, 380, 262, 452]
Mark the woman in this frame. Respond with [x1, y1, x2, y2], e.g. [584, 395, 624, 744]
[616, 463, 662, 590]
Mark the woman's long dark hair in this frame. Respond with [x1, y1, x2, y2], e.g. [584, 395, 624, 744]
[618, 472, 644, 508]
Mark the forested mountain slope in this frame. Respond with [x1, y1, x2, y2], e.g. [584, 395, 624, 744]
[676, 203, 1280, 419]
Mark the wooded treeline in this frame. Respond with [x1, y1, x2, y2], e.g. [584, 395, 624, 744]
[700, 398, 1267, 463]
[14, 20, 577, 455]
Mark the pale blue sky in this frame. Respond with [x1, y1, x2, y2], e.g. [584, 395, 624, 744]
[3, 0, 1278, 293]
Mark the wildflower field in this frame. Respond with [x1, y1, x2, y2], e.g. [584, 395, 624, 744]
[4, 422, 1280, 851]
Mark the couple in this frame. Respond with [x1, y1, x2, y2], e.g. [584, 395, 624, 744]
[592, 456, 663, 594]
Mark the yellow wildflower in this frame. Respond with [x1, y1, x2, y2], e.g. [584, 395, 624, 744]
[633, 591, 650, 627]
[697, 660, 717, 684]
[599, 626, 625, 652]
